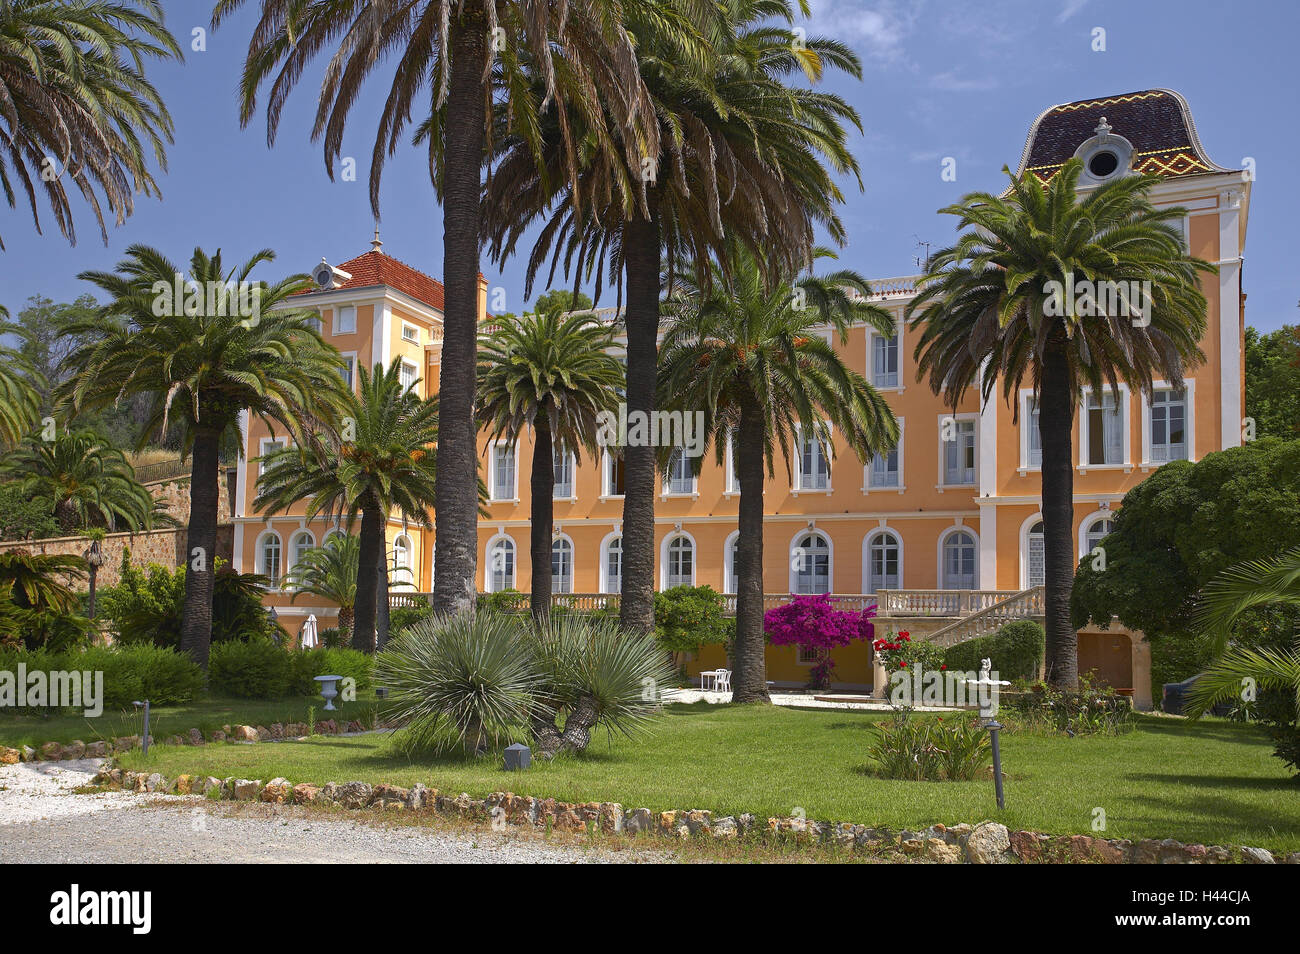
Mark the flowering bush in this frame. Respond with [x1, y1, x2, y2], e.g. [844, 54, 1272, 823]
[764, 595, 876, 690]
[873, 629, 945, 675]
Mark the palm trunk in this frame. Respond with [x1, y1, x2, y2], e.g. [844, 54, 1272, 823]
[353, 498, 384, 652]
[529, 413, 555, 623]
[1040, 342, 1079, 687]
[731, 390, 770, 703]
[618, 213, 660, 636]
[376, 551, 391, 651]
[178, 426, 221, 669]
[432, 1, 488, 618]
[337, 605, 354, 645]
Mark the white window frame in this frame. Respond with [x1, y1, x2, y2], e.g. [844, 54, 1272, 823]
[723, 431, 740, 496]
[663, 447, 698, 497]
[600, 451, 626, 499]
[1079, 385, 1131, 472]
[1141, 380, 1196, 468]
[789, 529, 833, 595]
[484, 534, 516, 592]
[257, 530, 283, 586]
[333, 304, 357, 336]
[1018, 514, 1046, 590]
[552, 444, 576, 501]
[862, 529, 903, 594]
[937, 414, 979, 489]
[399, 359, 419, 394]
[1078, 510, 1117, 560]
[599, 532, 623, 594]
[793, 424, 832, 494]
[723, 530, 740, 594]
[867, 328, 902, 391]
[551, 534, 575, 595]
[258, 437, 289, 478]
[401, 322, 420, 344]
[937, 526, 979, 590]
[864, 417, 904, 493]
[660, 531, 697, 590]
[488, 441, 519, 502]
[1017, 390, 1043, 473]
[392, 533, 414, 588]
[289, 529, 316, 574]
[338, 352, 358, 392]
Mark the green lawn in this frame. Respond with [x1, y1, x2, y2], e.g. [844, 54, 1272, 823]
[114, 702, 1300, 852]
[0, 694, 387, 748]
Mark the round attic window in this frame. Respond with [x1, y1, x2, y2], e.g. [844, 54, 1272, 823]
[1088, 150, 1120, 178]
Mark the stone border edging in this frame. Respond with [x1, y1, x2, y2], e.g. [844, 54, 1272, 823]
[87, 767, 1297, 865]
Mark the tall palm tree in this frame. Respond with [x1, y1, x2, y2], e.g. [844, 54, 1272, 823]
[0, 0, 180, 248]
[477, 308, 623, 619]
[658, 247, 898, 703]
[0, 428, 166, 532]
[257, 361, 439, 652]
[0, 315, 40, 447]
[484, 0, 864, 635]
[906, 159, 1213, 687]
[57, 245, 344, 668]
[212, 0, 659, 618]
[285, 533, 359, 646]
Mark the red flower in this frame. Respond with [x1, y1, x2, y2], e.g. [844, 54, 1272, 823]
[899, 630, 910, 638]
[940, 664, 947, 670]
[899, 661, 908, 668]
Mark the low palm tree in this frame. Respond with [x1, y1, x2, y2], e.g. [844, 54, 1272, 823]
[284, 534, 359, 646]
[214, 0, 660, 618]
[477, 308, 623, 620]
[0, 315, 40, 448]
[58, 245, 345, 668]
[257, 362, 438, 652]
[906, 159, 1214, 687]
[0, 428, 165, 532]
[658, 247, 898, 703]
[0, 0, 180, 248]
[484, 0, 864, 636]
[1186, 548, 1300, 741]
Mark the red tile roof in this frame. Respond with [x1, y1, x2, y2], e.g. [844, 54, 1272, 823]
[298, 249, 446, 311]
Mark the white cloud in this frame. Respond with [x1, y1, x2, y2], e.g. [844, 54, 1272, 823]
[805, 0, 925, 65]
[1056, 0, 1088, 23]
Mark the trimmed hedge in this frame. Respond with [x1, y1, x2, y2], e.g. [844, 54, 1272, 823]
[943, 620, 1045, 682]
[291, 647, 372, 695]
[0, 645, 204, 708]
[209, 640, 373, 698]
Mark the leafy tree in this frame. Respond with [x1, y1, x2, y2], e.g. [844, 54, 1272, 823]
[58, 245, 344, 668]
[530, 289, 593, 315]
[284, 534, 359, 645]
[257, 362, 438, 652]
[658, 247, 898, 702]
[477, 309, 623, 620]
[654, 585, 731, 667]
[0, 429, 166, 532]
[1245, 324, 1300, 441]
[215, 0, 660, 619]
[484, 0, 864, 638]
[0, 479, 58, 541]
[0, 0, 180, 248]
[9, 295, 98, 405]
[907, 159, 1214, 687]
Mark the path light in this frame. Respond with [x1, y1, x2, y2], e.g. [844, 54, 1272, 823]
[314, 674, 343, 711]
[133, 700, 150, 756]
[986, 720, 1005, 809]
[504, 743, 531, 772]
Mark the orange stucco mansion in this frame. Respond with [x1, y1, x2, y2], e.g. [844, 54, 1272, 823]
[233, 89, 1250, 695]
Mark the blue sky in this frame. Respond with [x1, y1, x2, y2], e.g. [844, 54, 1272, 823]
[2, 0, 1295, 331]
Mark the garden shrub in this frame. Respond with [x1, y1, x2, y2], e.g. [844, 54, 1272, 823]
[476, 588, 527, 614]
[654, 585, 731, 663]
[866, 709, 990, 781]
[291, 647, 373, 695]
[1003, 673, 1133, 736]
[208, 639, 295, 698]
[0, 645, 203, 708]
[765, 594, 874, 688]
[943, 620, 1045, 681]
[389, 604, 434, 636]
[873, 629, 944, 676]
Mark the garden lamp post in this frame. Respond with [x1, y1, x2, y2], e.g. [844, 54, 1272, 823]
[986, 719, 1005, 809]
[133, 700, 150, 756]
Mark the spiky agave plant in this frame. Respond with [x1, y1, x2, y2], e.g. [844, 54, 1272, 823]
[374, 613, 541, 756]
[529, 613, 677, 757]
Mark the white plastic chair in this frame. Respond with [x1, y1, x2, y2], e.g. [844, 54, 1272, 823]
[715, 669, 732, 693]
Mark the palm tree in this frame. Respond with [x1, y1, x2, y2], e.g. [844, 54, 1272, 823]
[658, 246, 898, 703]
[212, 0, 660, 619]
[477, 308, 623, 619]
[0, 315, 40, 448]
[484, 0, 864, 635]
[906, 159, 1214, 687]
[257, 361, 438, 652]
[0, 428, 165, 532]
[57, 245, 345, 668]
[0, 0, 180, 248]
[285, 533, 359, 646]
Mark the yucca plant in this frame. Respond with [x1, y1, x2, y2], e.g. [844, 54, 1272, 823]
[374, 612, 541, 756]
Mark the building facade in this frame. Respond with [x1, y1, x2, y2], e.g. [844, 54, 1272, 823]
[233, 89, 1249, 694]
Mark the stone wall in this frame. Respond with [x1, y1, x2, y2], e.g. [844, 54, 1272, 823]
[0, 526, 234, 589]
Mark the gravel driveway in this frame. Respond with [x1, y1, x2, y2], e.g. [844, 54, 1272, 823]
[0, 759, 666, 864]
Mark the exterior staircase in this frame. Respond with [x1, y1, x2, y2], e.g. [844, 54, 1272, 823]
[921, 586, 1046, 649]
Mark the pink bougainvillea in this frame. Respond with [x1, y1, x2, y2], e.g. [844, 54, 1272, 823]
[763, 594, 876, 651]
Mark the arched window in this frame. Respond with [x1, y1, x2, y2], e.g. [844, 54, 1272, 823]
[1026, 521, 1045, 588]
[792, 532, 831, 594]
[725, 534, 739, 594]
[866, 532, 901, 593]
[665, 535, 694, 588]
[486, 537, 515, 592]
[392, 534, 413, 586]
[602, 536, 622, 594]
[259, 532, 282, 585]
[1084, 516, 1116, 555]
[941, 530, 977, 590]
[551, 537, 573, 594]
[290, 530, 315, 572]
